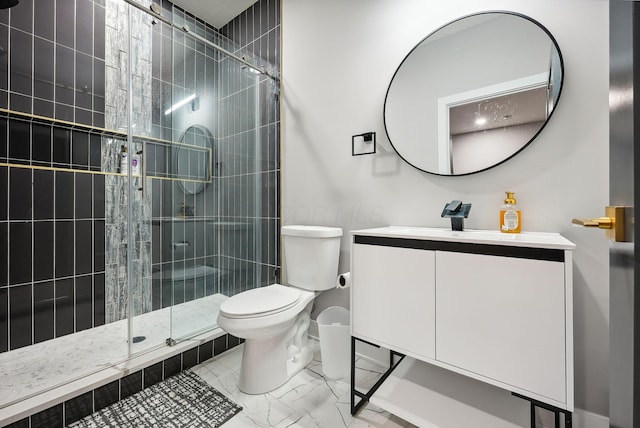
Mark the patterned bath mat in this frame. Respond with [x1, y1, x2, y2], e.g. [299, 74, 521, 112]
[69, 370, 242, 428]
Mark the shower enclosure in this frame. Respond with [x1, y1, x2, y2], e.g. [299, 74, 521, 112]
[0, 0, 279, 410]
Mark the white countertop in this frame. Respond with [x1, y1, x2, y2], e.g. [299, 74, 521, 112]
[351, 226, 575, 250]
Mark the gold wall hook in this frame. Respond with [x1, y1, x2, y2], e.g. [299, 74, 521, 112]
[572, 206, 628, 242]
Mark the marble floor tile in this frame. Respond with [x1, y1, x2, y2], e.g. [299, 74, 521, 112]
[195, 343, 417, 428]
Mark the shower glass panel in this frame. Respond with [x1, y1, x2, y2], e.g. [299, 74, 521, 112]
[165, 23, 268, 343]
[127, 3, 277, 347]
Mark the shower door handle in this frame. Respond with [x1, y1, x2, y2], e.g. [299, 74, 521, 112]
[138, 141, 147, 197]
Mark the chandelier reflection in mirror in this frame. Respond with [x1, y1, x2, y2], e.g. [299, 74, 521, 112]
[383, 11, 563, 176]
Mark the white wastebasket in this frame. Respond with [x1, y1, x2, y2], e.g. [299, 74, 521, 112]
[317, 306, 350, 380]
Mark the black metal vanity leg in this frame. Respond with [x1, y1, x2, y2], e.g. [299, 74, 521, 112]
[530, 402, 536, 428]
[350, 336, 405, 416]
[513, 393, 571, 428]
[350, 336, 356, 415]
[565, 411, 572, 427]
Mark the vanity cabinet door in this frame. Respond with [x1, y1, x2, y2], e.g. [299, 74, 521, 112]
[435, 251, 567, 403]
[352, 243, 436, 360]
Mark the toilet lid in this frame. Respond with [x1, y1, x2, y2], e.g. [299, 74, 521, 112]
[220, 284, 301, 318]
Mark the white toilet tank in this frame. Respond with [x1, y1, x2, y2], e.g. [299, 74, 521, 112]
[282, 225, 342, 291]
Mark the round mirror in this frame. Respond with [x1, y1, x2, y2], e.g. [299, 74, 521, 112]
[384, 12, 563, 176]
[175, 125, 214, 195]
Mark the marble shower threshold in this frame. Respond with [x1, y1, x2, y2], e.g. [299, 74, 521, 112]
[0, 294, 228, 424]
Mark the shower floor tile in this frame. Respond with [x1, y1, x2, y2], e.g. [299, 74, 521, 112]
[0, 294, 228, 410]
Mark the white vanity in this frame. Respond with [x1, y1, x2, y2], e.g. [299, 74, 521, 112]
[350, 226, 576, 427]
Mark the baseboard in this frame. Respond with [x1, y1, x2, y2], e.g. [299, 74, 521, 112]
[570, 408, 609, 428]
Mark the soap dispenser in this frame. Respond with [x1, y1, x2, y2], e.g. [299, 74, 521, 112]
[119, 145, 128, 175]
[500, 191, 521, 233]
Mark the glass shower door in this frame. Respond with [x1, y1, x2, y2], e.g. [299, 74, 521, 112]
[124, 2, 171, 355]
[168, 46, 267, 341]
[122, 0, 276, 350]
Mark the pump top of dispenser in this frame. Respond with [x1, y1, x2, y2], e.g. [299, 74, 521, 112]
[504, 191, 517, 205]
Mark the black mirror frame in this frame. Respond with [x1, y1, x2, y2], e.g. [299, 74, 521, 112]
[382, 10, 564, 176]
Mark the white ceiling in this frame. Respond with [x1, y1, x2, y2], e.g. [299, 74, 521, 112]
[171, 0, 258, 29]
[449, 87, 548, 136]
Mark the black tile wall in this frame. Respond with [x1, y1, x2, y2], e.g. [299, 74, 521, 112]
[93, 272, 105, 326]
[0, 222, 6, 289]
[32, 124, 52, 165]
[94, 379, 119, 412]
[11, 0, 32, 34]
[0, 120, 7, 161]
[64, 391, 94, 426]
[1, 113, 108, 351]
[76, 221, 93, 274]
[198, 339, 213, 362]
[150, 5, 221, 308]
[9, 284, 31, 349]
[163, 354, 182, 378]
[33, 169, 54, 220]
[56, 0, 74, 49]
[9, 222, 31, 285]
[94, 220, 105, 270]
[30, 403, 63, 428]
[3, 0, 106, 127]
[182, 346, 198, 370]
[5, 417, 29, 428]
[53, 128, 71, 168]
[10, 29, 32, 100]
[72, 131, 90, 169]
[76, 274, 93, 331]
[143, 361, 163, 388]
[33, 222, 53, 281]
[0, 287, 6, 351]
[120, 370, 143, 400]
[33, 281, 54, 343]
[34, 0, 54, 41]
[8, 120, 29, 163]
[75, 173, 92, 219]
[150, 0, 281, 308]
[9, 167, 31, 220]
[34, 38, 55, 105]
[54, 220, 74, 278]
[8, 334, 240, 427]
[55, 278, 74, 337]
[213, 334, 227, 355]
[216, 0, 281, 293]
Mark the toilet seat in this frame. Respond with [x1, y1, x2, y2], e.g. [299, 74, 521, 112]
[220, 284, 301, 319]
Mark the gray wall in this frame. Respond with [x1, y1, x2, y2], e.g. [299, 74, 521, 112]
[282, 0, 609, 421]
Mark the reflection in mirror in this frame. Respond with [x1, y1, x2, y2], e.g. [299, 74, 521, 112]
[174, 125, 214, 195]
[384, 12, 563, 175]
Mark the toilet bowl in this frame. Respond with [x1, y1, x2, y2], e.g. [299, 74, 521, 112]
[216, 225, 342, 394]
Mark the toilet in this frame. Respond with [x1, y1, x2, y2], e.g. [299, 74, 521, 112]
[216, 225, 342, 394]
